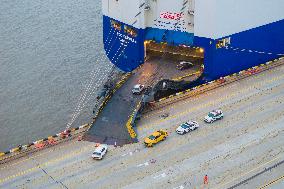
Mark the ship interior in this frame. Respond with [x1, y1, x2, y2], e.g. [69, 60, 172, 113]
[144, 40, 204, 82]
[142, 40, 204, 101]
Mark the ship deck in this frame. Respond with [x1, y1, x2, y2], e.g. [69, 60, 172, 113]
[84, 54, 203, 145]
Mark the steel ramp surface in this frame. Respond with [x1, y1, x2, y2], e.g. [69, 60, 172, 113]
[84, 57, 202, 146]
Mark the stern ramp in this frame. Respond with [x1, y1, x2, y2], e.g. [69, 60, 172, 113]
[84, 57, 202, 146]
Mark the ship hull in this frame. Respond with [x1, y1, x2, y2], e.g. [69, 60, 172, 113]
[103, 15, 284, 80]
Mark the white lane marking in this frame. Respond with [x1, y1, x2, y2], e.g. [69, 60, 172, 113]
[173, 186, 184, 189]
[121, 148, 141, 157]
[153, 172, 167, 179]
[136, 162, 149, 167]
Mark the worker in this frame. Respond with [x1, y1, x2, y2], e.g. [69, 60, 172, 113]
[204, 174, 209, 185]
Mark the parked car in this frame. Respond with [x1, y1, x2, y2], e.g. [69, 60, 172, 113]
[176, 61, 194, 70]
[204, 109, 224, 123]
[176, 121, 199, 135]
[144, 130, 168, 147]
[132, 84, 145, 95]
[92, 144, 108, 160]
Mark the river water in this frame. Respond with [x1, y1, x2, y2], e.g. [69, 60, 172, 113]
[0, 0, 111, 151]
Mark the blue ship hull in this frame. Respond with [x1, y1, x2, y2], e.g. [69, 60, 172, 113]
[103, 15, 284, 81]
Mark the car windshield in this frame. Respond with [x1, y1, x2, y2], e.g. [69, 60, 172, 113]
[181, 124, 189, 129]
[93, 152, 101, 156]
[208, 113, 215, 117]
[148, 135, 155, 140]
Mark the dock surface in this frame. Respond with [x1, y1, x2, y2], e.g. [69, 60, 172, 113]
[1, 63, 283, 189]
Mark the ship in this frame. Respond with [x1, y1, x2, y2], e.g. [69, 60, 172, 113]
[102, 0, 284, 80]
[83, 0, 284, 145]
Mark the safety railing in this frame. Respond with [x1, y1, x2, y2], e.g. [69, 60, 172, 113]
[0, 124, 90, 164]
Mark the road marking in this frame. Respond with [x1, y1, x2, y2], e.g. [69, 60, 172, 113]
[153, 172, 167, 179]
[212, 155, 282, 189]
[173, 186, 184, 189]
[142, 69, 281, 120]
[138, 74, 284, 131]
[259, 174, 284, 189]
[0, 144, 94, 185]
[142, 68, 270, 120]
[137, 162, 149, 167]
[0, 139, 77, 170]
[121, 150, 138, 157]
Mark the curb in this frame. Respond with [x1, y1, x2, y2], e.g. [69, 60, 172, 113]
[125, 100, 142, 140]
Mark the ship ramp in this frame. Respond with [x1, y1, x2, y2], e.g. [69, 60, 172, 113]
[84, 54, 203, 146]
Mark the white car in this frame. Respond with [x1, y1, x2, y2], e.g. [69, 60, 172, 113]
[132, 84, 145, 95]
[204, 109, 224, 123]
[176, 121, 199, 135]
[176, 61, 194, 70]
[92, 144, 108, 160]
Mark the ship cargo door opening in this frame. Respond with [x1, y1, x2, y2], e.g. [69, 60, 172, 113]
[144, 40, 204, 82]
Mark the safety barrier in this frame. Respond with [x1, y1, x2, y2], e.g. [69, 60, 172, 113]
[0, 124, 90, 163]
[145, 57, 284, 111]
[125, 100, 142, 139]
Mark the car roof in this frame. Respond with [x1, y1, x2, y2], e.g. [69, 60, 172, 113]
[151, 131, 161, 136]
[94, 145, 107, 152]
[134, 84, 142, 88]
[212, 109, 221, 113]
[210, 111, 218, 115]
[151, 130, 166, 136]
[180, 61, 192, 64]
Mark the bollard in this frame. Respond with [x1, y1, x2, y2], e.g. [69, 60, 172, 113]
[47, 138, 57, 145]
[78, 136, 82, 141]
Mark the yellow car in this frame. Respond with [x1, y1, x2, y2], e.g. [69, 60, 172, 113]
[144, 130, 168, 147]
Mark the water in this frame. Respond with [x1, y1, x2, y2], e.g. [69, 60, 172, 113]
[0, 0, 112, 151]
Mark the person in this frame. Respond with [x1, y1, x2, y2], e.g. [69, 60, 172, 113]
[204, 174, 209, 185]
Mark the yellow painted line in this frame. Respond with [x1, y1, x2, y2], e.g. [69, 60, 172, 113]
[212, 155, 282, 189]
[0, 143, 94, 184]
[259, 174, 284, 189]
[138, 74, 284, 131]
[0, 139, 77, 170]
[171, 71, 201, 81]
